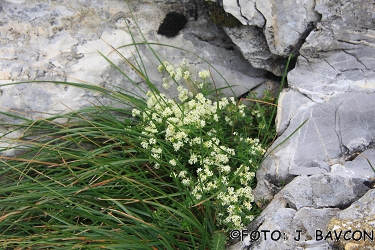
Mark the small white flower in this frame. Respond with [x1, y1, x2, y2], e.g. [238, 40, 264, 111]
[162, 83, 170, 89]
[169, 159, 177, 166]
[244, 201, 252, 210]
[181, 178, 190, 186]
[175, 67, 182, 81]
[200, 120, 206, 128]
[149, 138, 156, 144]
[151, 147, 162, 154]
[170, 172, 177, 178]
[183, 70, 190, 80]
[132, 109, 141, 117]
[198, 70, 210, 79]
[188, 153, 198, 165]
[151, 153, 160, 159]
[220, 165, 231, 173]
[173, 141, 183, 151]
[141, 141, 149, 149]
[178, 170, 187, 178]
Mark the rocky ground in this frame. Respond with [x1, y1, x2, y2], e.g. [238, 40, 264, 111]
[224, 0, 375, 249]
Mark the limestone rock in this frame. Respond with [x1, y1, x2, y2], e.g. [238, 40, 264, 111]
[222, 0, 321, 56]
[238, 0, 265, 27]
[222, 0, 248, 25]
[288, 0, 375, 102]
[221, 0, 320, 75]
[255, 0, 321, 56]
[256, 92, 375, 186]
[228, 174, 370, 249]
[222, 0, 265, 27]
[224, 0, 375, 249]
[275, 88, 314, 135]
[246, 207, 338, 250]
[244, 91, 375, 249]
[339, 149, 375, 179]
[223, 25, 282, 75]
[327, 189, 375, 250]
[0, 0, 266, 124]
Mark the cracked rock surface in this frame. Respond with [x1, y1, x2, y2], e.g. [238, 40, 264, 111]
[0, 0, 267, 125]
[223, 0, 375, 249]
[221, 0, 321, 75]
[289, 0, 375, 103]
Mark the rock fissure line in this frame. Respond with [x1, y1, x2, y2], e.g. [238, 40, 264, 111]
[342, 49, 369, 70]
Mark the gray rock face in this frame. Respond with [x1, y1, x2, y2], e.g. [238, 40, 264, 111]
[255, 0, 320, 56]
[254, 91, 375, 211]
[254, 92, 375, 203]
[288, 0, 375, 102]
[221, 0, 321, 75]
[223, 0, 375, 248]
[228, 174, 370, 250]
[238, 0, 265, 27]
[223, 26, 281, 75]
[0, 0, 267, 124]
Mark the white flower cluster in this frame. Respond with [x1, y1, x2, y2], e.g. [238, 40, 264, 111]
[133, 61, 266, 230]
[158, 59, 191, 89]
[198, 70, 210, 79]
[158, 59, 213, 91]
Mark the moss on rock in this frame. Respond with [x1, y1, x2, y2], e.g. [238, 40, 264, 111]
[204, 1, 241, 28]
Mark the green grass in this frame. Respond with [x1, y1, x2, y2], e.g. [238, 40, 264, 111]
[0, 1, 293, 249]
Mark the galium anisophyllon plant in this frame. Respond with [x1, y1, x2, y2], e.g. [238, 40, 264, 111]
[133, 59, 266, 230]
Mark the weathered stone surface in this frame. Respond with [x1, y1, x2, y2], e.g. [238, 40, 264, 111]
[288, 0, 375, 103]
[238, 0, 265, 27]
[222, 0, 248, 25]
[0, 0, 266, 123]
[240, 92, 375, 249]
[327, 189, 375, 250]
[222, 0, 321, 75]
[255, 0, 321, 56]
[339, 149, 375, 179]
[256, 92, 375, 187]
[275, 88, 314, 135]
[288, 49, 375, 103]
[222, 0, 320, 55]
[223, 25, 282, 75]
[222, 0, 375, 249]
[246, 207, 338, 250]
[223, 0, 265, 27]
[228, 174, 370, 249]
[2, 1, 375, 250]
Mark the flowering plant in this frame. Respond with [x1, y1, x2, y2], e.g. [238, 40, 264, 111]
[133, 60, 267, 230]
